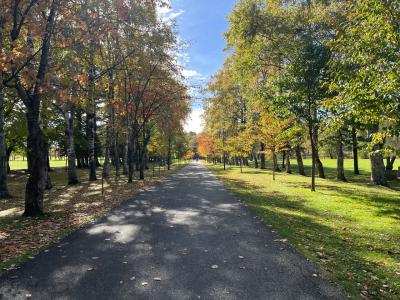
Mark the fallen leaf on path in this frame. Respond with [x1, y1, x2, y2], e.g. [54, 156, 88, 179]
[153, 277, 162, 281]
[130, 276, 136, 281]
[211, 265, 218, 269]
[91, 257, 99, 260]
[141, 282, 148, 286]
[25, 294, 32, 298]
[238, 256, 244, 259]
[274, 239, 288, 243]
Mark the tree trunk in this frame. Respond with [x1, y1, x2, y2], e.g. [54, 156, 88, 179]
[139, 150, 145, 180]
[313, 128, 325, 179]
[86, 12, 97, 181]
[24, 110, 48, 216]
[272, 151, 276, 180]
[253, 151, 259, 169]
[336, 131, 346, 181]
[122, 129, 129, 175]
[128, 137, 134, 183]
[102, 124, 111, 179]
[45, 152, 53, 190]
[0, 14, 9, 197]
[139, 123, 151, 180]
[308, 123, 316, 191]
[87, 110, 96, 181]
[145, 150, 149, 170]
[327, 149, 333, 159]
[295, 145, 306, 176]
[135, 146, 140, 171]
[128, 122, 138, 183]
[20, 0, 57, 216]
[0, 83, 10, 198]
[370, 125, 387, 185]
[352, 126, 360, 175]
[281, 151, 286, 169]
[94, 130, 101, 167]
[103, 71, 115, 179]
[286, 149, 292, 174]
[272, 151, 280, 172]
[64, 106, 78, 184]
[75, 110, 84, 169]
[167, 134, 172, 171]
[6, 146, 13, 174]
[385, 157, 396, 171]
[113, 132, 120, 176]
[260, 142, 266, 169]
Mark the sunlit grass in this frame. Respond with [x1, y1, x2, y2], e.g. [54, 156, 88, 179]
[208, 158, 400, 299]
[8, 159, 68, 170]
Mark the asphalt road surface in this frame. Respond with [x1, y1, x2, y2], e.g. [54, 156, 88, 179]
[0, 163, 345, 300]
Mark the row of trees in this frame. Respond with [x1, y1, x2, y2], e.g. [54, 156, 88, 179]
[0, 0, 190, 216]
[200, 0, 399, 191]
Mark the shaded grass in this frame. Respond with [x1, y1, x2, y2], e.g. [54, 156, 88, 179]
[0, 160, 188, 273]
[207, 159, 400, 299]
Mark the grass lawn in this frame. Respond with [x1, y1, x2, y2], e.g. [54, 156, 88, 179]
[0, 160, 188, 273]
[207, 158, 400, 299]
[9, 159, 68, 170]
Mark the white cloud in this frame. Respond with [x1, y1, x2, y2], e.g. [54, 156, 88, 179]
[184, 108, 204, 134]
[166, 9, 185, 21]
[156, 1, 184, 24]
[182, 69, 203, 79]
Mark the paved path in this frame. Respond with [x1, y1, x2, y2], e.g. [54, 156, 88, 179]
[0, 163, 344, 300]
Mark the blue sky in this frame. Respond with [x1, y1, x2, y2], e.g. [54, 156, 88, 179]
[162, 0, 236, 133]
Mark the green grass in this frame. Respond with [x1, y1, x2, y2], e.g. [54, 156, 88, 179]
[207, 158, 400, 299]
[300, 158, 399, 182]
[9, 158, 186, 170]
[9, 159, 67, 170]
